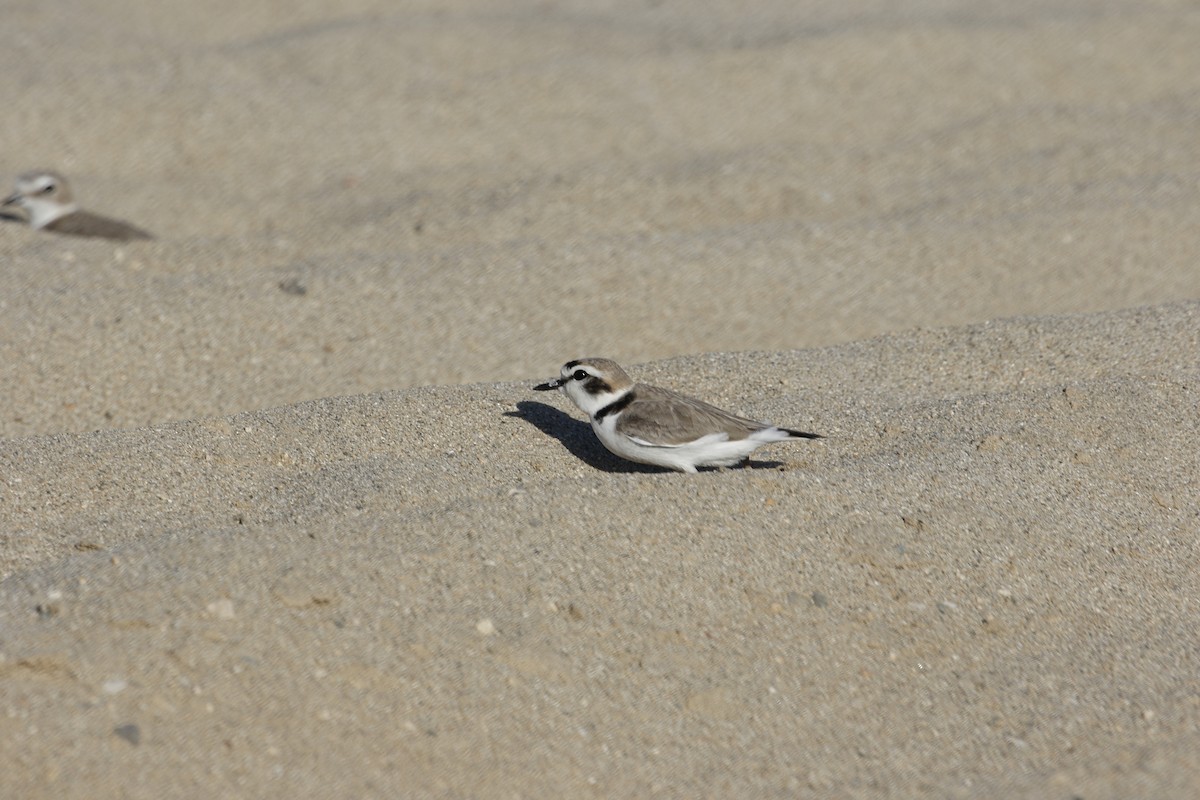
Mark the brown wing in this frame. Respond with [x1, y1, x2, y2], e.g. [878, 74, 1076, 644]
[45, 211, 153, 241]
[613, 384, 765, 446]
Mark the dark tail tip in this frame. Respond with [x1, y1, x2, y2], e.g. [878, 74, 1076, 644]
[783, 428, 823, 440]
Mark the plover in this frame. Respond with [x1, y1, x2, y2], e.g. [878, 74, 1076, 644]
[534, 357, 822, 472]
[3, 170, 153, 240]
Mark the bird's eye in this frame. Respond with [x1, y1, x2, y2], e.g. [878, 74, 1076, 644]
[41, 183, 55, 194]
[572, 369, 589, 381]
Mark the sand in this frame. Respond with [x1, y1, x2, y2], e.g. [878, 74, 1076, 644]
[2, 0, 1199, 796]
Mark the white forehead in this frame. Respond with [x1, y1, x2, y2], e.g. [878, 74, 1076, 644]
[561, 361, 601, 378]
[16, 172, 60, 194]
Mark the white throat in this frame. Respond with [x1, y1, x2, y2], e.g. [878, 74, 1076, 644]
[564, 382, 629, 419]
[26, 199, 79, 229]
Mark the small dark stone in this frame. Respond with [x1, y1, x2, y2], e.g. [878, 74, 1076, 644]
[811, 592, 829, 608]
[278, 278, 307, 296]
[114, 723, 141, 746]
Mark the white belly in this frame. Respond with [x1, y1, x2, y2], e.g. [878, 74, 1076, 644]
[591, 416, 768, 473]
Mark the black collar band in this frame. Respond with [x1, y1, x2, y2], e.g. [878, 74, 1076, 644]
[594, 390, 635, 422]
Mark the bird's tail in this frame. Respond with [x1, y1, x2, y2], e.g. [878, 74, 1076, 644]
[750, 426, 823, 442]
[781, 427, 822, 440]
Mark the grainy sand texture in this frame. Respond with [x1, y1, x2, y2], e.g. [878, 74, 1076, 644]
[2, 0, 1199, 797]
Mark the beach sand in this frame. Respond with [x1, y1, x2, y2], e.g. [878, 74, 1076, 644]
[2, 1, 1199, 796]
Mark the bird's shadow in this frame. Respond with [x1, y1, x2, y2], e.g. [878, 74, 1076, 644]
[507, 401, 787, 474]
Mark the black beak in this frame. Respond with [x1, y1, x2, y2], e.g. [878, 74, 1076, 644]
[2, 192, 21, 207]
[533, 378, 564, 391]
